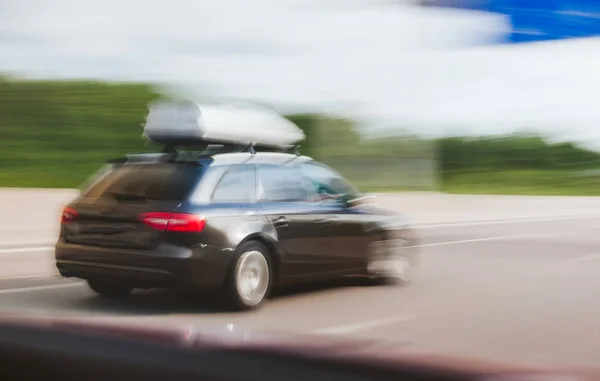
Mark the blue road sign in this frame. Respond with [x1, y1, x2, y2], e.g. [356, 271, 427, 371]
[419, 0, 600, 43]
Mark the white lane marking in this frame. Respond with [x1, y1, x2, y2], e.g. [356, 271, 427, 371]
[0, 275, 61, 281]
[312, 315, 416, 335]
[0, 282, 84, 295]
[566, 253, 600, 263]
[408, 232, 553, 249]
[0, 246, 53, 255]
[417, 214, 600, 229]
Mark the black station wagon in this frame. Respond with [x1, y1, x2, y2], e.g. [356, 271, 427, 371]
[55, 102, 418, 311]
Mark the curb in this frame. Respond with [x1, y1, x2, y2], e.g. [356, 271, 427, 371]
[0, 243, 54, 250]
[414, 213, 600, 228]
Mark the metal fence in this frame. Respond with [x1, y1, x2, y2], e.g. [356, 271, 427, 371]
[309, 117, 440, 192]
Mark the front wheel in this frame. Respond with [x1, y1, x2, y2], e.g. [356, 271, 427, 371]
[224, 241, 272, 311]
[87, 280, 133, 298]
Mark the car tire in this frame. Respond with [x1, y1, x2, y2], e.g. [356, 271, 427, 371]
[87, 280, 133, 298]
[365, 231, 418, 286]
[224, 241, 272, 311]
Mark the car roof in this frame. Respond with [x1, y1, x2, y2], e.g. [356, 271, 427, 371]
[210, 152, 314, 166]
[118, 151, 315, 167]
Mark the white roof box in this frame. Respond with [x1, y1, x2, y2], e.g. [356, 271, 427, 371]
[142, 100, 305, 148]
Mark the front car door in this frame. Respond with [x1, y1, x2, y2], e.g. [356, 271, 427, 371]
[257, 163, 340, 281]
[297, 161, 371, 272]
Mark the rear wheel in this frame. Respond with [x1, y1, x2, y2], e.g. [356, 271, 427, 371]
[87, 280, 133, 298]
[224, 241, 272, 311]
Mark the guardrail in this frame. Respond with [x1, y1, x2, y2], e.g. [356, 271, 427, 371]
[1, 189, 600, 247]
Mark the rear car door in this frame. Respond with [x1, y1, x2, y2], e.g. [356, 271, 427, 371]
[197, 163, 263, 245]
[257, 164, 334, 280]
[64, 162, 203, 250]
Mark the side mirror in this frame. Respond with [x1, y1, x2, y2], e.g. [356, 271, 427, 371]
[346, 193, 376, 207]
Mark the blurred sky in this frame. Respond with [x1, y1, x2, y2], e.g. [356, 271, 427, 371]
[2, 0, 600, 145]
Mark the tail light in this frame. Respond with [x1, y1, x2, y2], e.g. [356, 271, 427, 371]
[61, 207, 79, 224]
[140, 212, 206, 232]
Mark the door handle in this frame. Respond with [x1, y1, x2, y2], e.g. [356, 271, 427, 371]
[314, 216, 340, 225]
[273, 217, 290, 227]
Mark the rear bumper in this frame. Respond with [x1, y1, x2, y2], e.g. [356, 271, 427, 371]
[55, 239, 235, 290]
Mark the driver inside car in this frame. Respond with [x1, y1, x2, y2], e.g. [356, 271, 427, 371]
[311, 179, 343, 201]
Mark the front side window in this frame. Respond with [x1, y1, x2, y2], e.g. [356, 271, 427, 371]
[211, 164, 257, 202]
[298, 162, 359, 202]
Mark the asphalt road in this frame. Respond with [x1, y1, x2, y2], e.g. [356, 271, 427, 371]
[2, 215, 600, 368]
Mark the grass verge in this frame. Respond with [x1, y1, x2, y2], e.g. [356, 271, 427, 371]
[441, 170, 600, 196]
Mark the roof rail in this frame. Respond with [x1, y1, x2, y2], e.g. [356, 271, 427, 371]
[107, 142, 300, 165]
[160, 142, 300, 156]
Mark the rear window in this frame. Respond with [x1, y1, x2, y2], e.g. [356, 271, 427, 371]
[80, 163, 202, 202]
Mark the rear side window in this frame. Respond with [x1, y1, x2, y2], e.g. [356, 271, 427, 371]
[81, 163, 202, 202]
[258, 164, 310, 202]
[211, 165, 257, 202]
